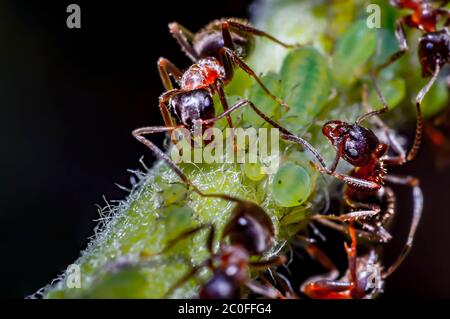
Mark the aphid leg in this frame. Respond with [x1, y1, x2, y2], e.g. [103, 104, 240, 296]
[132, 125, 204, 195]
[220, 47, 290, 110]
[407, 63, 441, 161]
[168, 22, 199, 62]
[375, 17, 408, 73]
[382, 174, 423, 278]
[226, 19, 303, 48]
[263, 272, 298, 299]
[157, 57, 184, 91]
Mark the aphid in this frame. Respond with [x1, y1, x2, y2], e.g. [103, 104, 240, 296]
[301, 222, 385, 299]
[376, 0, 450, 160]
[159, 194, 286, 299]
[272, 162, 313, 208]
[280, 77, 424, 276]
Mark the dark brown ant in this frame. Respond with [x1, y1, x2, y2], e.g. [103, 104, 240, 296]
[300, 222, 385, 299]
[277, 77, 424, 277]
[134, 18, 299, 148]
[376, 0, 450, 160]
[157, 194, 286, 299]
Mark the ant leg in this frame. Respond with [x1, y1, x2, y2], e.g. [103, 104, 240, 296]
[158, 89, 185, 128]
[214, 81, 234, 129]
[158, 224, 212, 256]
[158, 57, 183, 91]
[226, 19, 303, 48]
[375, 17, 408, 73]
[298, 237, 351, 299]
[383, 174, 423, 278]
[132, 125, 204, 195]
[407, 63, 441, 161]
[201, 98, 339, 178]
[162, 225, 216, 297]
[261, 272, 298, 299]
[168, 22, 199, 62]
[310, 161, 382, 191]
[220, 47, 290, 110]
[163, 263, 205, 298]
[356, 72, 390, 124]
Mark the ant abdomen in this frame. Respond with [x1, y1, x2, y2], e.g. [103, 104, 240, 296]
[170, 89, 215, 130]
[199, 271, 240, 299]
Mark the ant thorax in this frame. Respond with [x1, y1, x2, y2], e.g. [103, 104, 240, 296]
[180, 58, 225, 91]
[410, 2, 437, 32]
[214, 245, 249, 282]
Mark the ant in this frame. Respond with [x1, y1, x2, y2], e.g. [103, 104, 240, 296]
[135, 18, 299, 148]
[300, 222, 385, 299]
[157, 194, 287, 299]
[277, 76, 424, 276]
[376, 0, 450, 161]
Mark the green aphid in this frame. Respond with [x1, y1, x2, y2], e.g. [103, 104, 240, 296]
[279, 47, 331, 133]
[242, 160, 266, 182]
[272, 162, 312, 207]
[161, 183, 189, 206]
[333, 20, 376, 87]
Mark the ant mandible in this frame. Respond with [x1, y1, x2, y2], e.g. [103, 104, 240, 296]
[376, 0, 450, 160]
[158, 194, 286, 299]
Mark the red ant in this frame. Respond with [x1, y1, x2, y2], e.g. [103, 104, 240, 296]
[133, 18, 299, 149]
[276, 77, 424, 277]
[376, 0, 450, 161]
[300, 222, 385, 299]
[158, 194, 286, 299]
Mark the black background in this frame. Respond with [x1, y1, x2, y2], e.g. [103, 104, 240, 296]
[1, 0, 449, 298]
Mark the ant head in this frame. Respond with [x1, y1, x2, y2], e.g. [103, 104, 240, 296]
[199, 271, 240, 299]
[418, 30, 450, 77]
[223, 201, 275, 255]
[322, 121, 380, 167]
[194, 21, 253, 60]
[170, 89, 215, 131]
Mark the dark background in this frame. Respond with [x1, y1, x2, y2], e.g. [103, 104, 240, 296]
[1, 0, 449, 298]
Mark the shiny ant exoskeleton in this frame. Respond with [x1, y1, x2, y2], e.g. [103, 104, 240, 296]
[133, 18, 300, 150]
[300, 222, 385, 299]
[279, 77, 424, 277]
[376, 0, 450, 160]
[158, 194, 286, 299]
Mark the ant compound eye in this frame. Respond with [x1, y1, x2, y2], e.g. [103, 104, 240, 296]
[272, 162, 313, 207]
[348, 148, 359, 158]
[426, 42, 434, 51]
